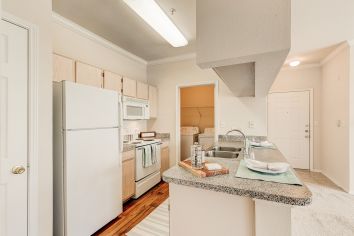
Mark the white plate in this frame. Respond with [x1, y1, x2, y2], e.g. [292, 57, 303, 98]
[246, 163, 289, 174]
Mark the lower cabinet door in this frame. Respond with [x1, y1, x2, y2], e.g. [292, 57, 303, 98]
[122, 158, 135, 201]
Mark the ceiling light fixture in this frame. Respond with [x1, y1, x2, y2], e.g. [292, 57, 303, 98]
[123, 0, 188, 47]
[289, 60, 300, 67]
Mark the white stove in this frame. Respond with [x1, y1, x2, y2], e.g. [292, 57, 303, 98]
[132, 138, 162, 199]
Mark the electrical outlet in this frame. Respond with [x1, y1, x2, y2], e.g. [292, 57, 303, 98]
[248, 121, 254, 128]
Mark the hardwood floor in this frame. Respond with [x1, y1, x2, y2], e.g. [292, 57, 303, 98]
[93, 181, 169, 236]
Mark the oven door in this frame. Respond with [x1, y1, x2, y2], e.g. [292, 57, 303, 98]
[135, 144, 161, 181]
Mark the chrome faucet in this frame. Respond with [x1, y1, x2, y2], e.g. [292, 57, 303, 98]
[225, 129, 249, 155]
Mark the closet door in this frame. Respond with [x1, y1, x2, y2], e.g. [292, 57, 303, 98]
[53, 54, 75, 82]
[76, 61, 103, 88]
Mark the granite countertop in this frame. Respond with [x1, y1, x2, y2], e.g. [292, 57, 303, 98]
[163, 141, 312, 206]
[123, 143, 135, 152]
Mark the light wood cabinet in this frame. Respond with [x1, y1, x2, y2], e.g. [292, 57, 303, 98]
[53, 54, 75, 82]
[149, 85, 158, 118]
[76, 61, 103, 88]
[161, 146, 170, 176]
[122, 77, 137, 97]
[122, 150, 135, 202]
[136, 81, 149, 100]
[103, 70, 122, 93]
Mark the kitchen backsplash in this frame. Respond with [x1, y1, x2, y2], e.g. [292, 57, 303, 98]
[123, 120, 147, 135]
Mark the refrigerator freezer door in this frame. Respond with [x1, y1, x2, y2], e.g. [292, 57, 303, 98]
[65, 128, 122, 236]
[63, 81, 119, 130]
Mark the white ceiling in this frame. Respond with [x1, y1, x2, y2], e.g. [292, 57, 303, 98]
[53, 0, 196, 61]
[53, 0, 354, 63]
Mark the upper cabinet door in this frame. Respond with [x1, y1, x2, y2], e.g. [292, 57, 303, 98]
[76, 61, 103, 88]
[136, 81, 149, 100]
[149, 85, 158, 118]
[103, 70, 122, 93]
[53, 53, 75, 82]
[122, 77, 137, 97]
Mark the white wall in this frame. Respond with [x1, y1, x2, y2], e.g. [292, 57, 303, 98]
[321, 46, 350, 192]
[271, 67, 322, 170]
[2, 0, 53, 235]
[147, 59, 267, 166]
[52, 15, 148, 132]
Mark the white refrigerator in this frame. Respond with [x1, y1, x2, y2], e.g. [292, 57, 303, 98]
[53, 81, 123, 236]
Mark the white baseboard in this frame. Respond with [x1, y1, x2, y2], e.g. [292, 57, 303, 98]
[311, 169, 321, 173]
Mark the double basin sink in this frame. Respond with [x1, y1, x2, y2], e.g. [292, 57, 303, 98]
[205, 146, 242, 159]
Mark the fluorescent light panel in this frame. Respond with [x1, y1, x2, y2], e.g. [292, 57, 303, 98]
[123, 0, 188, 47]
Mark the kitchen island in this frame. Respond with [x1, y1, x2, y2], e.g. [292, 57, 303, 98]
[163, 143, 312, 236]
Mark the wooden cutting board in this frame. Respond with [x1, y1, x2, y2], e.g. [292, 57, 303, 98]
[178, 160, 229, 177]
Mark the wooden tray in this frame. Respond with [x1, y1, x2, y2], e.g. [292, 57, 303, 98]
[178, 160, 229, 177]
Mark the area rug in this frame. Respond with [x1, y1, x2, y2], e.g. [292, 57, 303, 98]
[126, 199, 169, 236]
[127, 183, 354, 236]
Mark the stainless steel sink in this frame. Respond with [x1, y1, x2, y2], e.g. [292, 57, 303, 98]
[213, 146, 242, 152]
[205, 150, 240, 159]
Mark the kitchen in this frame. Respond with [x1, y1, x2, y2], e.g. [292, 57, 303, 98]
[1, 0, 354, 236]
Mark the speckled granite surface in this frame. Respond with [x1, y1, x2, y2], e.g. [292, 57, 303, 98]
[218, 135, 267, 142]
[122, 143, 135, 152]
[156, 133, 170, 142]
[163, 142, 312, 206]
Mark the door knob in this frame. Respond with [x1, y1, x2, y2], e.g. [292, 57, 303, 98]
[12, 166, 26, 174]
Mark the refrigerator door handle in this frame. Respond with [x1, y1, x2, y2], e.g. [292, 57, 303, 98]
[118, 96, 124, 155]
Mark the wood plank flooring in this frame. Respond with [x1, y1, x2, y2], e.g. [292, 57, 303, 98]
[93, 181, 169, 236]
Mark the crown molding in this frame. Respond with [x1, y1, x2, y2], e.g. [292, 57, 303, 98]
[320, 41, 350, 66]
[52, 12, 147, 65]
[148, 53, 196, 65]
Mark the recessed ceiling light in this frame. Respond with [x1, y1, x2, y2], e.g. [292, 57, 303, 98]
[289, 60, 300, 67]
[123, 0, 188, 47]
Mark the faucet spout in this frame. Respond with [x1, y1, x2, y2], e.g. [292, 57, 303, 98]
[225, 129, 249, 155]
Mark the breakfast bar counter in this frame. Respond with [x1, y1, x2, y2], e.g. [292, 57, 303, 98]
[163, 142, 312, 236]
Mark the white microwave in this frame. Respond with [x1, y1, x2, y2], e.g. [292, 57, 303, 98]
[122, 96, 150, 120]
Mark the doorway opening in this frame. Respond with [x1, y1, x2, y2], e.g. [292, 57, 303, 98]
[176, 82, 218, 162]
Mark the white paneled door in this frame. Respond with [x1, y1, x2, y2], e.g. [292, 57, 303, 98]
[268, 91, 310, 169]
[0, 20, 28, 235]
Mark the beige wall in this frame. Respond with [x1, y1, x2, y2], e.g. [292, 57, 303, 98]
[52, 16, 148, 133]
[147, 59, 267, 166]
[271, 67, 322, 169]
[2, 0, 53, 235]
[349, 44, 354, 193]
[321, 46, 350, 192]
